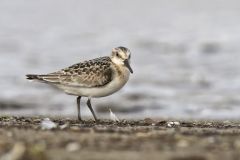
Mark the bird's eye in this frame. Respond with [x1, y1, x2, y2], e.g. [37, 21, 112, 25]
[116, 53, 120, 57]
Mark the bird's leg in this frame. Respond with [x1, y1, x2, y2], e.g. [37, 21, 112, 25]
[76, 96, 82, 122]
[86, 98, 99, 122]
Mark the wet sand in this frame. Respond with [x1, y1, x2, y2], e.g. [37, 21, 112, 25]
[0, 116, 240, 160]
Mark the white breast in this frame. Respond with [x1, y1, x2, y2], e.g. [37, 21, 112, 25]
[59, 67, 130, 98]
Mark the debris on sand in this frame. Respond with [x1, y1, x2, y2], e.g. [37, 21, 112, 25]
[59, 122, 70, 130]
[40, 118, 57, 130]
[109, 108, 120, 122]
[167, 121, 180, 127]
[144, 118, 155, 125]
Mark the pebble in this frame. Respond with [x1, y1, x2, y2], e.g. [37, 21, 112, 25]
[40, 118, 57, 130]
[207, 122, 212, 126]
[60, 123, 70, 130]
[167, 123, 173, 128]
[173, 121, 180, 126]
[167, 121, 180, 127]
[144, 118, 155, 125]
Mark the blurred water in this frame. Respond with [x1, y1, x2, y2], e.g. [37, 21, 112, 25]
[1, 0, 240, 119]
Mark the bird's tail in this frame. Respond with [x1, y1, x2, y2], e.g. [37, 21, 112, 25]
[26, 74, 43, 80]
[26, 74, 61, 84]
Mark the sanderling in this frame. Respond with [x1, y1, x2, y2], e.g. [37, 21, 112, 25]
[26, 46, 133, 122]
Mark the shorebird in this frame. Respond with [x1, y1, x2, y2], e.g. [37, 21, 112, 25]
[26, 46, 133, 122]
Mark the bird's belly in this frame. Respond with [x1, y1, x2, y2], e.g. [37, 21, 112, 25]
[61, 75, 129, 97]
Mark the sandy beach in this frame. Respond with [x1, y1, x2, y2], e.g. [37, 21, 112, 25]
[0, 116, 240, 160]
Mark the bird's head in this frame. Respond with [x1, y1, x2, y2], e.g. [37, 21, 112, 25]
[111, 46, 133, 74]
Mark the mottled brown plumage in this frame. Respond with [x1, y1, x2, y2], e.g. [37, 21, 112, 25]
[27, 57, 113, 88]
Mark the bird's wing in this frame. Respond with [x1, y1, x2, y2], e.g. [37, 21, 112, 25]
[35, 57, 113, 88]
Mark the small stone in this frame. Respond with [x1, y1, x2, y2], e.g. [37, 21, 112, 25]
[60, 123, 70, 130]
[223, 120, 231, 124]
[144, 118, 155, 125]
[173, 121, 180, 126]
[156, 121, 166, 126]
[167, 123, 173, 128]
[33, 119, 41, 123]
[167, 121, 180, 127]
[41, 118, 57, 130]
[207, 122, 212, 126]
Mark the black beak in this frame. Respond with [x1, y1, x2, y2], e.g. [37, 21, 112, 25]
[123, 59, 133, 74]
